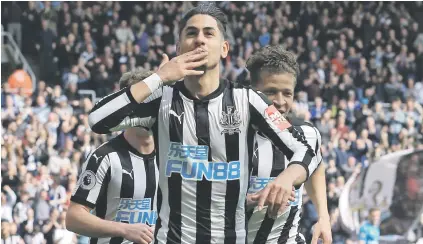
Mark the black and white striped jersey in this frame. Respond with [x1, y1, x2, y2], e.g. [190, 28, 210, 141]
[88, 79, 318, 244]
[247, 122, 322, 244]
[71, 133, 158, 244]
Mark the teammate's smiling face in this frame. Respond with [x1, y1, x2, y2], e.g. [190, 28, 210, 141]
[256, 71, 295, 116]
[178, 14, 229, 71]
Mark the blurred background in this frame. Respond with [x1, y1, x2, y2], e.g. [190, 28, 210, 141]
[1, 1, 423, 244]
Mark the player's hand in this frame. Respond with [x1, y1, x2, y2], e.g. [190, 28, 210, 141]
[156, 47, 208, 84]
[311, 216, 332, 244]
[250, 181, 296, 218]
[122, 223, 154, 244]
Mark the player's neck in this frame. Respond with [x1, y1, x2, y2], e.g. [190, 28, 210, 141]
[123, 131, 154, 155]
[184, 67, 220, 99]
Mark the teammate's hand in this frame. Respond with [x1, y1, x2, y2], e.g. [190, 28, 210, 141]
[122, 223, 154, 244]
[156, 48, 208, 84]
[311, 217, 332, 244]
[250, 182, 296, 218]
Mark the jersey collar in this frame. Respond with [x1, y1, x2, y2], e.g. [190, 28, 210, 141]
[174, 79, 227, 101]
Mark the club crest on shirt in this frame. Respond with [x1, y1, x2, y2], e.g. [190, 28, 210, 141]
[220, 106, 241, 135]
[79, 170, 96, 190]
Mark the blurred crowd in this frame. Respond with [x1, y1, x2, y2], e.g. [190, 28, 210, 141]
[2, 1, 423, 243]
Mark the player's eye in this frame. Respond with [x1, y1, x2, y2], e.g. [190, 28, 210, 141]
[264, 91, 276, 96]
[186, 31, 196, 36]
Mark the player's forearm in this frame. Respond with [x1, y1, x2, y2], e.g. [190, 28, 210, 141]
[66, 203, 124, 238]
[88, 75, 161, 134]
[277, 164, 308, 186]
[304, 164, 329, 218]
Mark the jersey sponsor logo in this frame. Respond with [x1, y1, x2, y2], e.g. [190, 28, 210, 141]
[114, 198, 157, 225]
[169, 110, 184, 124]
[248, 176, 301, 206]
[79, 170, 96, 190]
[166, 142, 241, 181]
[220, 106, 241, 135]
[265, 105, 292, 131]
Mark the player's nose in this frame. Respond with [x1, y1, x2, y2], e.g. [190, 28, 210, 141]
[194, 32, 207, 47]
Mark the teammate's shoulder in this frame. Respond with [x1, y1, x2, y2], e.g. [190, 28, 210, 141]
[287, 115, 316, 128]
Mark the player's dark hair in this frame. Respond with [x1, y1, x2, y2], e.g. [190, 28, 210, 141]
[119, 70, 155, 88]
[246, 45, 300, 87]
[179, 3, 228, 39]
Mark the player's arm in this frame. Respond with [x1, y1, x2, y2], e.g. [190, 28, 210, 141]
[301, 126, 328, 217]
[301, 126, 332, 243]
[305, 164, 328, 216]
[87, 80, 162, 134]
[66, 152, 115, 237]
[67, 202, 125, 238]
[248, 90, 319, 184]
[88, 49, 208, 134]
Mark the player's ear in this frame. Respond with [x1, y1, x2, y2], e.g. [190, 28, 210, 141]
[221, 40, 229, 59]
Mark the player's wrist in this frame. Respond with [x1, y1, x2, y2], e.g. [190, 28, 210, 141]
[115, 222, 128, 237]
[318, 214, 330, 222]
[144, 73, 163, 92]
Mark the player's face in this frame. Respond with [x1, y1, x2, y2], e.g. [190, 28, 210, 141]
[178, 14, 229, 71]
[256, 72, 295, 116]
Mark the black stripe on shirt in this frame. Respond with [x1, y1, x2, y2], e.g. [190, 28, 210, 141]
[222, 87, 240, 244]
[277, 206, 300, 244]
[110, 149, 135, 244]
[251, 139, 259, 176]
[166, 89, 184, 244]
[194, 100, 212, 243]
[270, 144, 285, 177]
[144, 156, 157, 205]
[253, 212, 276, 244]
[247, 125, 256, 178]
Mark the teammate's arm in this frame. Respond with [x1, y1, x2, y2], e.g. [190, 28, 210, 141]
[248, 90, 319, 183]
[302, 127, 332, 244]
[88, 48, 208, 134]
[66, 202, 154, 243]
[248, 90, 319, 216]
